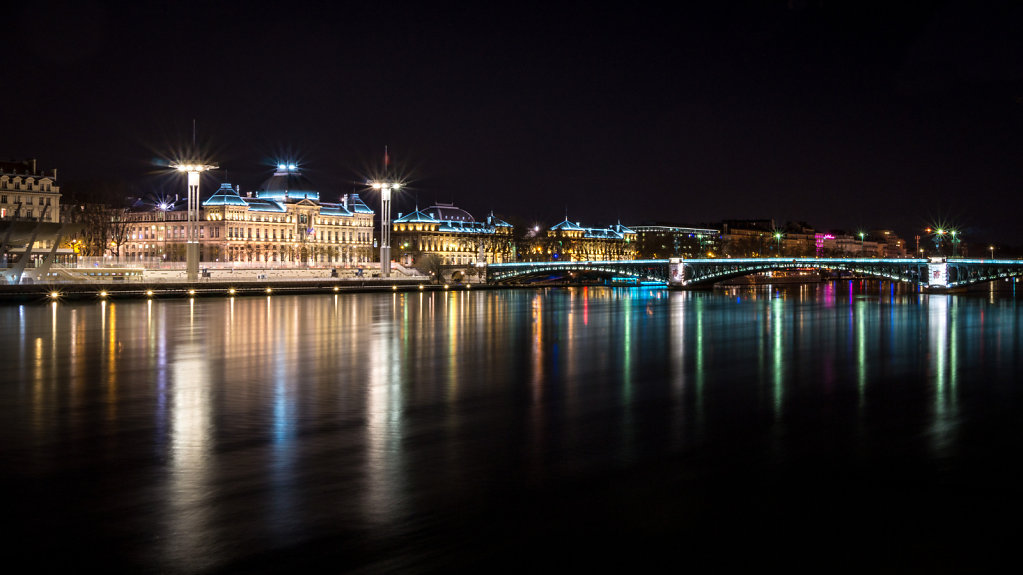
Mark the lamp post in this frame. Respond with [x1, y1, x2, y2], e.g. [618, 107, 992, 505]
[990, 245, 995, 259]
[773, 232, 782, 256]
[369, 178, 401, 278]
[950, 230, 959, 258]
[934, 228, 945, 256]
[171, 162, 217, 282]
[858, 231, 866, 255]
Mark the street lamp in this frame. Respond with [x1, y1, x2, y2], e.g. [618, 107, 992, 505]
[170, 162, 217, 281]
[858, 231, 866, 255]
[369, 178, 401, 278]
[773, 232, 782, 256]
[990, 245, 995, 259]
[934, 228, 946, 255]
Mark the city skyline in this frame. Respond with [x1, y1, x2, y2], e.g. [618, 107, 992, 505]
[6, 1, 1023, 245]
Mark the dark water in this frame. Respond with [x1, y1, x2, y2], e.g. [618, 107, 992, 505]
[3, 283, 1023, 573]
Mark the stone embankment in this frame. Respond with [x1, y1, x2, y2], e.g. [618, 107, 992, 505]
[0, 266, 491, 302]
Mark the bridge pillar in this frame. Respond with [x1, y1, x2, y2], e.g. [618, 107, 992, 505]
[668, 258, 684, 287]
[925, 257, 948, 292]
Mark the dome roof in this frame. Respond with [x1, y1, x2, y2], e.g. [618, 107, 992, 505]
[256, 165, 319, 201]
[425, 202, 474, 222]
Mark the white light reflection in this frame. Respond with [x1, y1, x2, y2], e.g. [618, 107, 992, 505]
[164, 341, 212, 566]
[365, 314, 406, 525]
[928, 295, 959, 456]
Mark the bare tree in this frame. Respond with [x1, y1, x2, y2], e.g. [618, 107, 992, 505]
[109, 209, 132, 260]
[414, 253, 445, 283]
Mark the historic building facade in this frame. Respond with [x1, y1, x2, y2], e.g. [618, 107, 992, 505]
[120, 165, 375, 265]
[519, 218, 637, 261]
[0, 159, 61, 223]
[392, 203, 514, 266]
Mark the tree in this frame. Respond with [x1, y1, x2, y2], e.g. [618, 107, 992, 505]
[414, 253, 445, 283]
[108, 208, 132, 260]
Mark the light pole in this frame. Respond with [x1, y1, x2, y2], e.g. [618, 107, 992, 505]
[171, 162, 217, 282]
[934, 228, 945, 256]
[369, 178, 401, 278]
[858, 231, 866, 255]
[950, 230, 959, 257]
[990, 245, 995, 259]
[773, 232, 782, 256]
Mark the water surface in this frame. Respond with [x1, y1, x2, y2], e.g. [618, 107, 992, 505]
[3, 284, 1022, 572]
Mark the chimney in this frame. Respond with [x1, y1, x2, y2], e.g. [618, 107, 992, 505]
[30, 159, 37, 174]
[51, 168, 57, 180]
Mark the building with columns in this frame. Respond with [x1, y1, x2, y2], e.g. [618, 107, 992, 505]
[392, 203, 515, 266]
[519, 218, 637, 261]
[120, 164, 376, 265]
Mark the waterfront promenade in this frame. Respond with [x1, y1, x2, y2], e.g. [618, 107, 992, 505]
[0, 263, 451, 302]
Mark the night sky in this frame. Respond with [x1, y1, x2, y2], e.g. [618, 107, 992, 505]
[8, 1, 1023, 246]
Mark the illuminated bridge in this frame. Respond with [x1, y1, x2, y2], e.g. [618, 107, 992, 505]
[485, 257, 1023, 291]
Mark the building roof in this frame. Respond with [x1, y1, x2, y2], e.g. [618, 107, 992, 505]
[549, 218, 585, 231]
[395, 208, 439, 224]
[485, 211, 513, 228]
[203, 183, 249, 207]
[319, 203, 354, 217]
[425, 202, 474, 222]
[549, 218, 635, 239]
[243, 197, 287, 213]
[256, 165, 319, 202]
[346, 193, 374, 214]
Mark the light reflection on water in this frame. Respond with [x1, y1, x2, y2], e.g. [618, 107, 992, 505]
[3, 284, 1023, 572]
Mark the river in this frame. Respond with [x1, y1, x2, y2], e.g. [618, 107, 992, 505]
[2, 283, 1022, 573]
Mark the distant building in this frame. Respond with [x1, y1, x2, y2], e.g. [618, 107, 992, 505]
[818, 234, 884, 257]
[119, 164, 375, 265]
[519, 218, 636, 261]
[392, 203, 514, 266]
[631, 223, 720, 258]
[870, 229, 907, 257]
[0, 159, 77, 278]
[0, 159, 60, 223]
[719, 219, 777, 257]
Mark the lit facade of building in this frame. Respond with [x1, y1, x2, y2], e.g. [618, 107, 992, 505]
[120, 165, 376, 265]
[519, 218, 637, 261]
[0, 159, 74, 273]
[0, 159, 60, 223]
[392, 203, 514, 265]
[631, 223, 720, 258]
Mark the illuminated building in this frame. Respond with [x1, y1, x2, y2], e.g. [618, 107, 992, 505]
[120, 164, 376, 265]
[520, 218, 637, 262]
[0, 159, 77, 280]
[631, 223, 720, 258]
[392, 203, 514, 265]
[0, 159, 60, 223]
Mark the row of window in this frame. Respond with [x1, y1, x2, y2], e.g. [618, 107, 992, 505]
[0, 181, 54, 192]
[0, 195, 53, 205]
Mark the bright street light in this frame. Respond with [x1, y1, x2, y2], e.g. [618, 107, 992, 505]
[170, 160, 217, 282]
[368, 176, 402, 278]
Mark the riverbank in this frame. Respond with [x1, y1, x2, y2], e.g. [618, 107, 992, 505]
[1, 263, 499, 302]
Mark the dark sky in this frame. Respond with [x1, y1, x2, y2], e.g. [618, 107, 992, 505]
[8, 1, 1023, 245]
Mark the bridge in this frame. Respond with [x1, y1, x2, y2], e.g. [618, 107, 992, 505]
[485, 257, 1023, 291]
